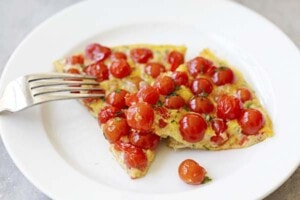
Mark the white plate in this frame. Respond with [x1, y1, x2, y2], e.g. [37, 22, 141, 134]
[0, 0, 299, 199]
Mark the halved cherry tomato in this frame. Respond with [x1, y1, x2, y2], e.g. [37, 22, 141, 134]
[103, 117, 130, 143]
[129, 130, 160, 150]
[154, 106, 170, 119]
[126, 102, 154, 131]
[217, 95, 242, 120]
[84, 61, 109, 82]
[153, 76, 175, 95]
[158, 119, 167, 128]
[111, 51, 127, 60]
[67, 68, 80, 74]
[144, 62, 165, 78]
[167, 51, 184, 71]
[211, 66, 234, 86]
[85, 43, 111, 61]
[164, 95, 185, 109]
[187, 57, 212, 77]
[238, 109, 264, 135]
[205, 65, 217, 77]
[191, 78, 213, 95]
[188, 96, 214, 114]
[106, 89, 128, 109]
[236, 88, 252, 103]
[98, 105, 123, 124]
[211, 118, 227, 134]
[210, 133, 229, 145]
[179, 113, 207, 143]
[67, 55, 84, 65]
[171, 71, 189, 86]
[130, 48, 153, 63]
[137, 85, 159, 105]
[178, 159, 206, 185]
[110, 59, 131, 78]
[125, 92, 139, 107]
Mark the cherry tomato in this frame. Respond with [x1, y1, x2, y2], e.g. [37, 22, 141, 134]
[211, 66, 234, 86]
[125, 92, 139, 107]
[236, 88, 252, 103]
[106, 89, 128, 109]
[167, 51, 184, 71]
[114, 141, 148, 170]
[144, 62, 165, 78]
[217, 95, 242, 120]
[238, 109, 264, 135]
[85, 43, 111, 61]
[164, 95, 185, 109]
[187, 57, 212, 77]
[98, 105, 123, 124]
[129, 130, 160, 150]
[158, 119, 167, 128]
[191, 78, 213, 95]
[137, 85, 159, 105]
[67, 55, 84, 65]
[103, 118, 130, 143]
[111, 51, 127, 60]
[126, 102, 154, 131]
[153, 76, 176, 95]
[188, 96, 214, 114]
[205, 65, 217, 77]
[210, 133, 229, 145]
[154, 106, 170, 119]
[84, 61, 109, 82]
[130, 48, 153, 63]
[211, 118, 227, 134]
[110, 59, 131, 78]
[171, 71, 189, 86]
[179, 113, 207, 143]
[82, 90, 105, 104]
[178, 159, 206, 185]
[67, 68, 80, 74]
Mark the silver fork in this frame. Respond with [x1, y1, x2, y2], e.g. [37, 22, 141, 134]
[0, 73, 105, 113]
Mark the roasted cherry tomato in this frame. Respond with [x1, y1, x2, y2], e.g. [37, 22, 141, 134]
[125, 92, 139, 107]
[85, 43, 111, 61]
[84, 61, 109, 82]
[126, 102, 154, 131]
[153, 76, 176, 95]
[103, 117, 130, 143]
[129, 130, 160, 150]
[137, 85, 159, 105]
[111, 51, 127, 60]
[67, 55, 84, 65]
[82, 90, 105, 104]
[178, 159, 206, 185]
[238, 109, 264, 135]
[144, 62, 165, 78]
[67, 68, 80, 74]
[188, 96, 214, 114]
[130, 48, 153, 63]
[164, 95, 185, 109]
[110, 59, 131, 78]
[205, 65, 217, 77]
[187, 57, 212, 77]
[171, 71, 189, 86]
[179, 113, 207, 143]
[211, 118, 227, 134]
[167, 51, 184, 71]
[106, 89, 128, 109]
[236, 88, 252, 103]
[211, 66, 234, 86]
[210, 133, 229, 145]
[154, 106, 170, 119]
[217, 95, 242, 120]
[98, 105, 123, 124]
[191, 78, 213, 95]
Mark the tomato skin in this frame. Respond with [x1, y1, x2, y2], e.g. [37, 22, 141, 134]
[164, 95, 185, 109]
[211, 67, 234, 86]
[168, 51, 184, 71]
[84, 61, 109, 82]
[106, 89, 128, 109]
[188, 96, 214, 114]
[67, 68, 80, 74]
[67, 55, 84, 65]
[126, 102, 154, 131]
[137, 85, 159, 105]
[158, 119, 167, 128]
[238, 109, 264, 135]
[178, 159, 206, 185]
[98, 105, 123, 124]
[171, 71, 189, 86]
[111, 51, 127, 60]
[125, 92, 139, 107]
[205, 65, 217, 77]
[236, 88, 252, 103]
[153, 76, 176, 95]
[191, 78, 213, 95]
[110, 59, 132, 78]
[85, 43, 111, 62]
[217, 95, 243, 120]
[103, 118, 130, 143]
[211, 118, 227, 134]
[179, 113, 207, 143]
[130, 48, 153, 63]
[144, 62, 165, 78]
[187, 57, 212, 77]
[129, 130, 160, 150]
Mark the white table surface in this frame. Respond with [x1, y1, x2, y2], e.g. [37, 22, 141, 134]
[0, 0, 299, 199]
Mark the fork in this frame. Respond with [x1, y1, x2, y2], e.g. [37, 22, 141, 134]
[0, 73, 104, 113]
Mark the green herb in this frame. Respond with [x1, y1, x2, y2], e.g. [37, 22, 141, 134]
[184, 104, 190, 111]
[115, 89, 121, 93]
[245, 102, 252, 108]
[205, 114, 213, 122]
[99, 96, 105, 101]
[199, 92, 208, 98]
[175, 85, 181, 91]
[219, 66, 228, 71]
[202, 176, 212, 184]
[156, 100, 163, 107]
[171, 119, 176, 124]
[203, 145, 210, 150]
[116, 111, 123, 117]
